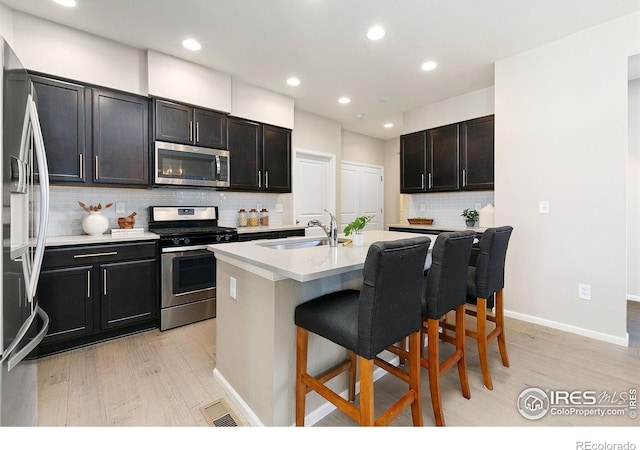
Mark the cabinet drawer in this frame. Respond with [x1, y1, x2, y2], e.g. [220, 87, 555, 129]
[43, 242, 157, 268]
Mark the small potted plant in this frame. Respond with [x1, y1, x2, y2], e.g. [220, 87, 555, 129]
[343, 215, 373, 246]
[461, 208, 479, 227]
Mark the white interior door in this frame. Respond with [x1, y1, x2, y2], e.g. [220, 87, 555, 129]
[294, 150, 335, 236]
[340, 162, 383, 232]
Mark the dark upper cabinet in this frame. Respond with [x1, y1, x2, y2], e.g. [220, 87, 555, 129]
[30, 74, 151, 188]
[31, 75, 89, 184]
[154, 99, 227, 149]
[460, 115, 494, 190]
[92, 89, 149, 186]
[227, 117, 291, 193]
[427, 123, 459, 192]
[227, 117, 261, 190]
[262, 124, 291, 193]
[400, 130, 427, 193]
[400, 115, 494, 194]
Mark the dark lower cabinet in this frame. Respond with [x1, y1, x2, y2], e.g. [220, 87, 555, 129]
[237, 228, 305, 242]
[33, 241, 159, 357]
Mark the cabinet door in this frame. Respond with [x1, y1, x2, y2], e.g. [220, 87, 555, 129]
[31, 76, 88, 184]
[427, 123, 459, 192]
[36, 265, 94, 342]
[227, 117, 262, 190]
[193, 108, 227, 149]
[92, 89, 149, 186]
[154, 99, 193, 145]
[460, 115, 494, 190]
[400, 131, 427, 193]
[100, 259, 157, 330]
[262, 124, 291, 192]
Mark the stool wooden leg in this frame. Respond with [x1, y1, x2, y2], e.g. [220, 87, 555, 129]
[295, 327, 308, 426]
[495, 289, 510, 367]
[348, 350, 357, 402]
[408, 331, 423, 426]
[359, 357, 375, 426]
[455, 305, 471, 399]
[427, 318, 445, 426]
[476, 297, 493, 390]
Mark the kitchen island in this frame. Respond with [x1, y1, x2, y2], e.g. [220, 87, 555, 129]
[207, 230, 436, 426]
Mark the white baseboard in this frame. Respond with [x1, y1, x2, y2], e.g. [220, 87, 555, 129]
[504, 309, 629, 347]
[627, 295, 640, 302]
[213, 356, 397, 427]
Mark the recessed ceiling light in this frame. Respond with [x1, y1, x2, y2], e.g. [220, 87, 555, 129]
[53, 0, 76, 6]
[367, 26, 385, 41]
[338, 97, 351, 105]
[182, 38, 202, 51]
[384, 123, 394, 128]
[287, 77, 301, 86]
[421, 61, 438, 71]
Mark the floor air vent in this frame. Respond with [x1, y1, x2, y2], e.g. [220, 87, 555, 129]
[200, 398, 244, 427]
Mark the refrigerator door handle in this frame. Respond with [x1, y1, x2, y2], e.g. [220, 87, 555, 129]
[0, 304, 38, 365]
[7, 306, 49, 371]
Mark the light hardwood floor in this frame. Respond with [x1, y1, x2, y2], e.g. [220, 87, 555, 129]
[37, 302, 640, 427]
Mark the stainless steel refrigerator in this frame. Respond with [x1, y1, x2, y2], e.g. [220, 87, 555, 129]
[0, 38, 50, 427]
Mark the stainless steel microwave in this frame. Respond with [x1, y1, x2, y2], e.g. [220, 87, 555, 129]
[154, 141, 229, 188]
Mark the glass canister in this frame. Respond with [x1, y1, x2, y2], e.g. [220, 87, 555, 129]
[259, 208, 269, 226]
[248, 208, 259, 227]
[237, 209, 248, 227]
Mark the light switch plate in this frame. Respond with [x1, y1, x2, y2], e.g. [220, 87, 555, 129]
[230, 277, 237, 299]
[539, 201, 550, 214]
[115, 202, 125, 214]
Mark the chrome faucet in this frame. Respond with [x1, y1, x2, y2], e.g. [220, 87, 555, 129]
[307, 210, 338, 247]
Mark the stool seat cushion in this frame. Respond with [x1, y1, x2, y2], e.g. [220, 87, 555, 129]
[295, 289, 361, 354]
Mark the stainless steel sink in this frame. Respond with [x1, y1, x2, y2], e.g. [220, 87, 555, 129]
[256, 237, 348, 250]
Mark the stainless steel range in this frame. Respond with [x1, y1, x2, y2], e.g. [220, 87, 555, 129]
[148, 206, 238, 331]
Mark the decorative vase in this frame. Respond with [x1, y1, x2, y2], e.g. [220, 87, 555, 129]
[465, 220, 476, 227]
[82, 211, 109, 235]
[352, 233, 365, 246]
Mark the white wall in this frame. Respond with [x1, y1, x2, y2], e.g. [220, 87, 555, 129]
[495, 12, 640, 344]
[12, 12, 147, 95]
[402, 86, 495, 135]
[628, 75, 640, 300]
[231, 79, 294, 129]
[341, 130, 384, 167]
[0, 3, 13, 44]
[383, 137, 400, 226]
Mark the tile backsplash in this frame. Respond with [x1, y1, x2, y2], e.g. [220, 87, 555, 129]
[404, 191, 495, 227]
[49, 186, 293, 236]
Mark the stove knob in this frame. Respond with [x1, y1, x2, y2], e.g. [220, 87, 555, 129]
[216, 235, 223, 242]
[224, 234, 231, 241]
[172, 238, 181, 246]
[184, 237, 191, 245]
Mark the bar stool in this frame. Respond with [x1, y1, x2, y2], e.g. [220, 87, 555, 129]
[383, 231, 475, 426]
[464, 226, 513, 390]
[294, 237, 431, 426]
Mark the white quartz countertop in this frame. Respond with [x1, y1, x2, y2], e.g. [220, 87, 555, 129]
[46, 232, 160, 247]
[387, 223, 488, 233]
[208, 230, 437, 282]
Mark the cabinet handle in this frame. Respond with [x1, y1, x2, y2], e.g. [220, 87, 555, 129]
[428, 173, 433, 189]
[73, 251, 118, 259]
[421, 174, 425, 190]
[195, 122, 200, 143]
[87, 270, 91, 299]
[265, 171, 269, 189]
[94, 155, 99, 180]
[103, 269, 107, 296]
[258, 171, 261, 188]
[462, 169, 467, 187]
[79, 154, 83, 179]
[189, 120, 193, 142]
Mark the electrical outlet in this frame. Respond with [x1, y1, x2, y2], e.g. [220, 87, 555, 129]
[230, 277, 237, 299]
[539, 200, 550, 214]
[115, 202, 125, 214]
[275, 203, 283, 213]
[578, 283, 591, 300]
[474, 203, 481, 210]
[419, 203, 426, 212]
[257, 204, 262, 211]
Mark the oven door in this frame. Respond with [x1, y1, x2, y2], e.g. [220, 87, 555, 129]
[161, 248, 216, 308]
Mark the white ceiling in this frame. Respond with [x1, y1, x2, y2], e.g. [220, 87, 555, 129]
[3, 0, 640, 139]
